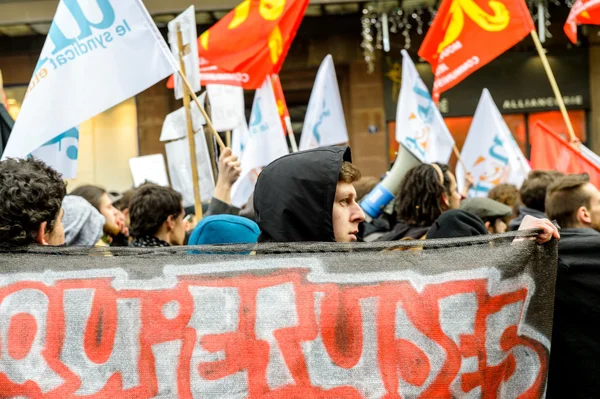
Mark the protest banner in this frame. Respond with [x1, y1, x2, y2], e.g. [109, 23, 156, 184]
[231, 76, 289, 207]
[30, 127, 80, 179]
[1, 0, 178, 160]
[160, 94, 207, 142]
[168, 6, 201, 100]
[206, 84, 246, 132]
[165, 131, 215, 207]
[129, 154, 170, 187]
[565, 0, 600, 43]
[396, 50, 455, 164]
[456, 90, 530, 197]
[299, 55, 349, 151]
[271, 74, 299, 152]
[0, 232, 558, 398]
[530, 121, 600, 187]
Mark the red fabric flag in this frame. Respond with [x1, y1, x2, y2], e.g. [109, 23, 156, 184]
[564, 0, 600, 43]
[418, 0, 534, 102]
[201, 0, 308, 89]
[530, 121, 600, 187]
[270, 73, 290, 134]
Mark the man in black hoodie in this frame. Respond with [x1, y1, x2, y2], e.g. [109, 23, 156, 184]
[253, 146, 365, 242]
[545, 174, 600, 398]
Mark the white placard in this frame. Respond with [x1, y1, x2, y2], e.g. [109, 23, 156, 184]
[168, 6, 200, 100]
[206, 84, 245, 132]
[165, 129, 215, 207]
[160, 93, 207, 142]
[129, 154, 170, 187]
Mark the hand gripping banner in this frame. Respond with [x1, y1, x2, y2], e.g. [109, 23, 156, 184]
[0, 231, 557, 398]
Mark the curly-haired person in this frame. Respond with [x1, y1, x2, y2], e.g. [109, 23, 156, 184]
[376, 163, 462, 241]
[0, 158, 67, 246]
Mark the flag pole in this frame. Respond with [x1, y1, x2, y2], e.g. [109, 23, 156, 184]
[284, 118, 299, 152]
[176, 71, 226, 150]
[530, 29, 577, 143]
[452, 145, 467, 171]
[177, 26, 203, 219]
[226, 130, 232, 148]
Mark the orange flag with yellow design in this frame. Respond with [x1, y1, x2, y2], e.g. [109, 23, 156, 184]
[418, 0, 534, 102]
[199, 0, 309, 90]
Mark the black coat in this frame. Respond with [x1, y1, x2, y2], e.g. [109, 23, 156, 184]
[254, 146, 351, 242]
[547, 228, 600, 398]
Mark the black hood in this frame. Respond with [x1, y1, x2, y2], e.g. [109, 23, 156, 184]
[426, 209, 488, 239]
[254, 146, 352, 242]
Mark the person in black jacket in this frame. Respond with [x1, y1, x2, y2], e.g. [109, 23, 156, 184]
[545, 173, 600, 398]
[253, 146, 365, 243]
[374, 163, 461, 241]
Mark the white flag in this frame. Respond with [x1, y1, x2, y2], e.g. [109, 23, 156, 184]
[206, 84, 245, 132]
[30, 127, 79, 178]
[2, 0, 177, 160]
[167, 6, 200, 100]
[299, 55, 348, 151]
[456, 89, 531, 197]
[231, 77, 289, 207]
[231, 116, 250, 162]
[165, 130, 215, 207]
[396, 50, 455, 164]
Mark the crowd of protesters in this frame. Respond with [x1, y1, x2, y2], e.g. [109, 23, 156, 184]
[1, 143, 599, 395]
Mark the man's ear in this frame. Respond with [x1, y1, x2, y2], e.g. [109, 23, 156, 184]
[36, 222, 49, 245]
[122, 208, 129, 219]
[166, 215, 175, 231]
[441, 193, 450, 208]
[577, 206, 591, 226]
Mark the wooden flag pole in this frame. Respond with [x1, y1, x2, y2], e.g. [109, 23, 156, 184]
[452, 144, 467, 172]
[176, 70, 226, 150]
[530, 29, 577, 143]
[176, 27, 203, 219]
[226, 130, 232, 148]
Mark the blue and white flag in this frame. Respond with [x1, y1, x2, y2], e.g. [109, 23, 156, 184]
[30, 127, 79, 178]
[2, 0, 178, 160]
[456, 89, 530, 197]
[231, 77, 289, 207]
[396, 50, 455, 164]
[299, 55, 348, 151]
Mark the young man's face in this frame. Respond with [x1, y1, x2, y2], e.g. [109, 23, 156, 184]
[170, 209, 186, 246]
[332, 182, 365, 242]
[582, 182, 600, 232]
[98, 193, 121, 235]
[445, 172, 462, 211]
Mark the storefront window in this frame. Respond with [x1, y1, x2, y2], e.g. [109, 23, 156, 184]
[4, 85, 139, 192]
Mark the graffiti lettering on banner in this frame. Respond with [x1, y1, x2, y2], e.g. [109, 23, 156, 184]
[0, 238, 557, 398]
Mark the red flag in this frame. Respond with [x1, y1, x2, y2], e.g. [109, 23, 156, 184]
[418, 0, 534, 102]
[201, 0, 308, 89]
[270, 74, 290, 135]
[564, 0, 600, 43]
[530, 121, 600, 187]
